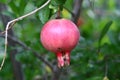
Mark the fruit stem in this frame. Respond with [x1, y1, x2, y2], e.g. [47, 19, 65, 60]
[56, 7, 61, 19]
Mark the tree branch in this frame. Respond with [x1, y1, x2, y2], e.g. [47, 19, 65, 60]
[72, 0, 83, 24]
[0, 34, 54, 72]
[0, 3, 24, 79]
[0, 0, 51, 70]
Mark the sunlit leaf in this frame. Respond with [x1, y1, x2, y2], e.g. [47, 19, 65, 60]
[103, 76, 109, 80]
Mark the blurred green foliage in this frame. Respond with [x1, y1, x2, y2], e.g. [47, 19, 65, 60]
[0, 0, 120, 80]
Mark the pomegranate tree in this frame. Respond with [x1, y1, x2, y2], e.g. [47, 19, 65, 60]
[40, 19, 80, 67]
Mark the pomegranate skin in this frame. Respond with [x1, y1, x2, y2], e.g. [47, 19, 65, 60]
[40, 19, 80, 67]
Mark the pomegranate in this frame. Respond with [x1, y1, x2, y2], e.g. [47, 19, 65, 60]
[40, 19, 80, 67]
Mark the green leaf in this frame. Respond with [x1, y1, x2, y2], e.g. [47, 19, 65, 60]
[33, 0, 46, 7]
[86, 76, 103, 80]
[99, 21, 113, 44]
[2, 10, 15, 18]
[19, 0, 28, 15]
[64, 0, 73, 10]
[38, 5, 50, 24]
[51, 0, 67, 6]
[0, 0, 8, 4]
[9, 1, 19, 16]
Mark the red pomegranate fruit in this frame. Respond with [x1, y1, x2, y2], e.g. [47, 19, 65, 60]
[40, 19, 80, 67]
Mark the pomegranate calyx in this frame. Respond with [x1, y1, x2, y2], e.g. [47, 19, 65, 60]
[56, 51, 70, 68]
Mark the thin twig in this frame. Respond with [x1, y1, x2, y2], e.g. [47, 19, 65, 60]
[1, 21, 16, 34]
[0, 0, 51, 71]
[0, 42, 7, 70]
[1, 0, 51, 34]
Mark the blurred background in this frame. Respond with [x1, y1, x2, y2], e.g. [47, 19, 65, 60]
[0, 0, 120, 80]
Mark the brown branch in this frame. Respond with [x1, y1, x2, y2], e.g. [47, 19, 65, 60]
[0, 34, 54, 72]
[2, 34, 63, 80]
[52, 67, 62, 80]
[56, 7, 61, 19]
[0, 34, 64, 80]
[72, 0, 83, 24]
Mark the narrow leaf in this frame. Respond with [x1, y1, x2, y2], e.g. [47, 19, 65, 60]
[9, 1, 19, 15]
[99, 21, 113, 44]
[19, 0, 28, 15]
